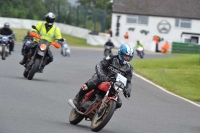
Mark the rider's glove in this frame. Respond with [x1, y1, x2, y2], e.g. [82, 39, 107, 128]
[123, 90, 130, 98]
[50, 57, 53, 62]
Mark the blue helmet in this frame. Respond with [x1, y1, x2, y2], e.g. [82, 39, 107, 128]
[118, 44, 134, 64]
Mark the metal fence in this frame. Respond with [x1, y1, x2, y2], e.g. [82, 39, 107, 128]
[55, 4, 107, 32]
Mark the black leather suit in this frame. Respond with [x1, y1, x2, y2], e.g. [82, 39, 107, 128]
[76, 55, 133, 108]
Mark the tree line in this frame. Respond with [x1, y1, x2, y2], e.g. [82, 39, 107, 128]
[0, 0, 112, 32]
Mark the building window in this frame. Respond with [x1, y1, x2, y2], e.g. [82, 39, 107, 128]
[175, 19, 191, 28]
[127, 15, 148, 25]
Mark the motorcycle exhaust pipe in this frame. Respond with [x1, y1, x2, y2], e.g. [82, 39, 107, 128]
[68, 99, 85, 115]
[68, 99, 76, 109]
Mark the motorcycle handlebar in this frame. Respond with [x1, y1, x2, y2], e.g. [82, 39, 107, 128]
[29, 32, 60, 49]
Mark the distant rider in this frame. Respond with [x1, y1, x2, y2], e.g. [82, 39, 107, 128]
[0, 22, 15, 54]
[21, 30, 33, 55]
[19, 12, 64, 72]
[135, 40, 144, 55]
[73, 44, 134, 109]
[104, 39, 114, 55]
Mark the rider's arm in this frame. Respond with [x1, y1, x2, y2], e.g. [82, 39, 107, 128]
[54, 27, 62, 40]
[111, 42, 114, 48]
[95, 56, 112, 77]
[125, 65, 133, 94]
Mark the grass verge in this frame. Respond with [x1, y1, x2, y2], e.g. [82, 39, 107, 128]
[131, 54, 200, 102]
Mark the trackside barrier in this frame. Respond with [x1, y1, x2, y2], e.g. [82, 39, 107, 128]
[172, 42, 200, 54]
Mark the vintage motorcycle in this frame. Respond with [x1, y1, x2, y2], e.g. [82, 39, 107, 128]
[0, 34, 13, 60]
[136, 46, 144, 58]
[61, 39, 70, 57]
[23, 26, 60, 80]
[68, 73, 128, 132]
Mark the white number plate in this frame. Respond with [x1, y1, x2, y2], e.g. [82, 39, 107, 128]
[116, 73, 127, 86]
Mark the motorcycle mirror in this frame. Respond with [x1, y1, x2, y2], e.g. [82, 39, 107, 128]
[32, 25, 39, 33]
[32, 25, 36, 29]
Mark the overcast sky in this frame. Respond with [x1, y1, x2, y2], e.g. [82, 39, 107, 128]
[68, 0, 77, 5]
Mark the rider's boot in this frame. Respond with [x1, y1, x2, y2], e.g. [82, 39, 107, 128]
[19, 55, 27, 65]
[73, 85, 88, 106]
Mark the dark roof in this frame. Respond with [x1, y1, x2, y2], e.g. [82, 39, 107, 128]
[113, 0, 200, 20]
[181, 32, 200, 37]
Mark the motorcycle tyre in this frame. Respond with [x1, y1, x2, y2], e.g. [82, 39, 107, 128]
[140, 54, 144, 58]
[2, 45, 5, 60]
[69, 108, 84, 125]
[27, 58, 40, 80]
[91, 100, 116, 132]
[104, 50, 110, 57]
[62, 48, 67, 57]
[23, 68, 29, 78]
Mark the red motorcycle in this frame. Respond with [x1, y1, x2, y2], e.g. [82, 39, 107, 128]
[68, 73, 128, 132]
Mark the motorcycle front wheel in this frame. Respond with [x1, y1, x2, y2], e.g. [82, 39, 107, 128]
[91, 100, 116, 132]
[62, 48, 67, 56]
[27, 58, 40, 80]
[104, 50, 110, 57]
[140, 53, 144, 58]
[2, 45, 5, 60]
[23, 68, 29, 78]
[69, 108, 84, 125]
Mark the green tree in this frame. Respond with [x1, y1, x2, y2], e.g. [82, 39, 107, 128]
[77, 0, 112, 31]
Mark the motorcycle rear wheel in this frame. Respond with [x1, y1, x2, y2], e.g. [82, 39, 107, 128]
[27, 58, 40, 80]
[91, 100, 116, 132]
[69, 109, 84, 125]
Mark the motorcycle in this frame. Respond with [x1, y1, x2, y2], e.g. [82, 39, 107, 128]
[0, 34, 13, 60]
[68, 73, 128, 132]
[104, 46, 113, 57]
[136, 46, 144, 58]
[61, 39, 70, 57]
[23, 26, 60, 80]
[21, 36, 33, 55]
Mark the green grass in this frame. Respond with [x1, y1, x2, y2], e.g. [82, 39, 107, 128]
[131, 54, 200, 101]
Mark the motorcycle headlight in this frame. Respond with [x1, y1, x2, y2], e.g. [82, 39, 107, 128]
[114, 81, 124, 92]
[25, 41, 31, 46]
[40, 44, 47, 51]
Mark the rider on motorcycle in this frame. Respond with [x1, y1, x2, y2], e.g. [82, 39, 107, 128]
[104, 38, 114, 55]
[19, 12, 64, 71]
[135, 40, 144, 55]
[21, 30, 33, 55]
[73, 44, 134, 109]
[0, 22, 15, 54]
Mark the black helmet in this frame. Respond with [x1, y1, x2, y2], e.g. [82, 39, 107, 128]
[45, 12, 55, 26]
[4, 22, 10, 28]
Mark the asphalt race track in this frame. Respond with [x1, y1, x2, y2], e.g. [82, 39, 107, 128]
[0, 44, 200, 133]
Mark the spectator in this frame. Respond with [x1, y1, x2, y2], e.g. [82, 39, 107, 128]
[108, 28, 112, 37]
[124, 32, 129, 39]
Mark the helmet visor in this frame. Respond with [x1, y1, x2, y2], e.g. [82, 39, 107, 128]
[122, 54, 133, 62]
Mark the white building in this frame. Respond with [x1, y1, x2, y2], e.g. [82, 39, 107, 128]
[111, 0, 200, 52]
